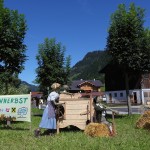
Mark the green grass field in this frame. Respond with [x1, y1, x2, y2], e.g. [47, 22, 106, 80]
[0, 108, 150, 150]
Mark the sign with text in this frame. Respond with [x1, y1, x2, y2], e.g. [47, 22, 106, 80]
[0, 94, 31, 122]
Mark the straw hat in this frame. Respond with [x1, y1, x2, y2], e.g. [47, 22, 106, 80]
[51, 83, 61, 90]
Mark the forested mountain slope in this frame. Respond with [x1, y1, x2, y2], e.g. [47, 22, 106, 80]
[69, 50, 110, 83]
[21, 81, 38, 92]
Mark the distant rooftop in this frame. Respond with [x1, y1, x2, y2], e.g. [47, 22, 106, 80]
[69, 79, 104, 91]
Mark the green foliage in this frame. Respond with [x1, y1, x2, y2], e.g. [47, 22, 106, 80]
[21, 81, 39, 92]
[35, 38, 71, 95]
[64, 55, 71, 84]
[101, 86, 105, 92]
[70, 50, 111, 83]
[0, 82, 30, 95]
[0, 0, 27, 94]
[106, 3, 150, 72]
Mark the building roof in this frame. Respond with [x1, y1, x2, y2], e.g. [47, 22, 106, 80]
[31, 92, 43, 98]
[69, 79, 104, 91]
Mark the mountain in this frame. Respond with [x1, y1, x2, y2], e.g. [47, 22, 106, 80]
[69, 50, 110, 83]
[21, 50, 110, 88]
[21, 81, 39, 92]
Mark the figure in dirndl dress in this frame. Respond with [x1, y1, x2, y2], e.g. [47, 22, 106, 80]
[34, 83, 61, 137]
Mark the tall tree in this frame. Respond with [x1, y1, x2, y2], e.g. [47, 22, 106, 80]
[106, 3, 150, 114]
[0, 0, 27, 94]
[64, 55, 71, 85]
[35, 38, 71, 95]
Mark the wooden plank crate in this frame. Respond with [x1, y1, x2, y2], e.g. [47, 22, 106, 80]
[56, 97, 94, 133]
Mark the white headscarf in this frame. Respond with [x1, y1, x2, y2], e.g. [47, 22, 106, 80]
[47, 91, 59, 101]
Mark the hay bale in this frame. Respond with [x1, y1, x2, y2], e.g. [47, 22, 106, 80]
[136, 110, 150, 130]
[142, 110, 150, 117]
[84, 123, 110, 137]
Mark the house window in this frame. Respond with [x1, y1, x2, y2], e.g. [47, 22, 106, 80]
[144, 92, 150, 97]
[120, 93, 123, 97]
[114, 93, 117, 97]
[144, 92, 148, 97]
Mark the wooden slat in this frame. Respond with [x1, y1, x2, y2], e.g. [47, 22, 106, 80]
[66, 109, 86, 114]
[60, 101, 90, 105]
[65, 105, 88, 110]
[60, 120, 87, 123]
[65, 114, 87, 120]
[60, 98, 90, 101]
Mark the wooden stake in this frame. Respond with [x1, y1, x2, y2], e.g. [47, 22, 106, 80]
[56, 117, 59, 134]
[90, 93, 92, 122]
[112, 112, 116, 135]
[7, 120, 11, 126]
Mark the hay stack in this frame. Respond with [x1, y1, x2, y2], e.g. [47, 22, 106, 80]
[136, 110, 150, 130]
[84, 123, 110, 137]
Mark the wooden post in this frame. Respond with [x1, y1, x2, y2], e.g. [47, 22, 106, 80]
[63, 103, 66, 120]
[112, 112, 116, 135]
[56, 102, 66, 134]
[56, 117, 59, 134]
[87, 104, 89, 121]
[90, 93, 92, 122]
[7, 120, 11, 127]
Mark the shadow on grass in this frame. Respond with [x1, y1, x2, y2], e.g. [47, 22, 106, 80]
[106, 114, 127, 119]
[0, 126, 30, 131]
[60, 125, 82, 132]
[33, 127, 81, 137]
[32, 114, 42, 117]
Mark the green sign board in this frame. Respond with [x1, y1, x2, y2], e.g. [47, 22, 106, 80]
[0, 94, 31, 122]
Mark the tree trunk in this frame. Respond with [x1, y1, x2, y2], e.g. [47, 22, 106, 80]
[5, 82, 8, 95]
[125, 72, 132, 115]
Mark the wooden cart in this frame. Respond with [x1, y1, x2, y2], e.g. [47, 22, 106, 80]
[56, 93, 118, 134]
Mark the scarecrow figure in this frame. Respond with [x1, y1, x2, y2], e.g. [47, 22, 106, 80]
[93, 96, 113, 134]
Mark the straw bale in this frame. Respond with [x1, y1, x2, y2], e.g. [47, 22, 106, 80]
[136, 110, 150, 130]
[143, 110, 150, 117]
[84, 123, 110, 137]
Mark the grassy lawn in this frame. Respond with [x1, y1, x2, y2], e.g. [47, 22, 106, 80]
[0, 108, 150, 150]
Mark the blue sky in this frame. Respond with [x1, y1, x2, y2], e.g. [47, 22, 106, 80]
[4, 0, 150, 85]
